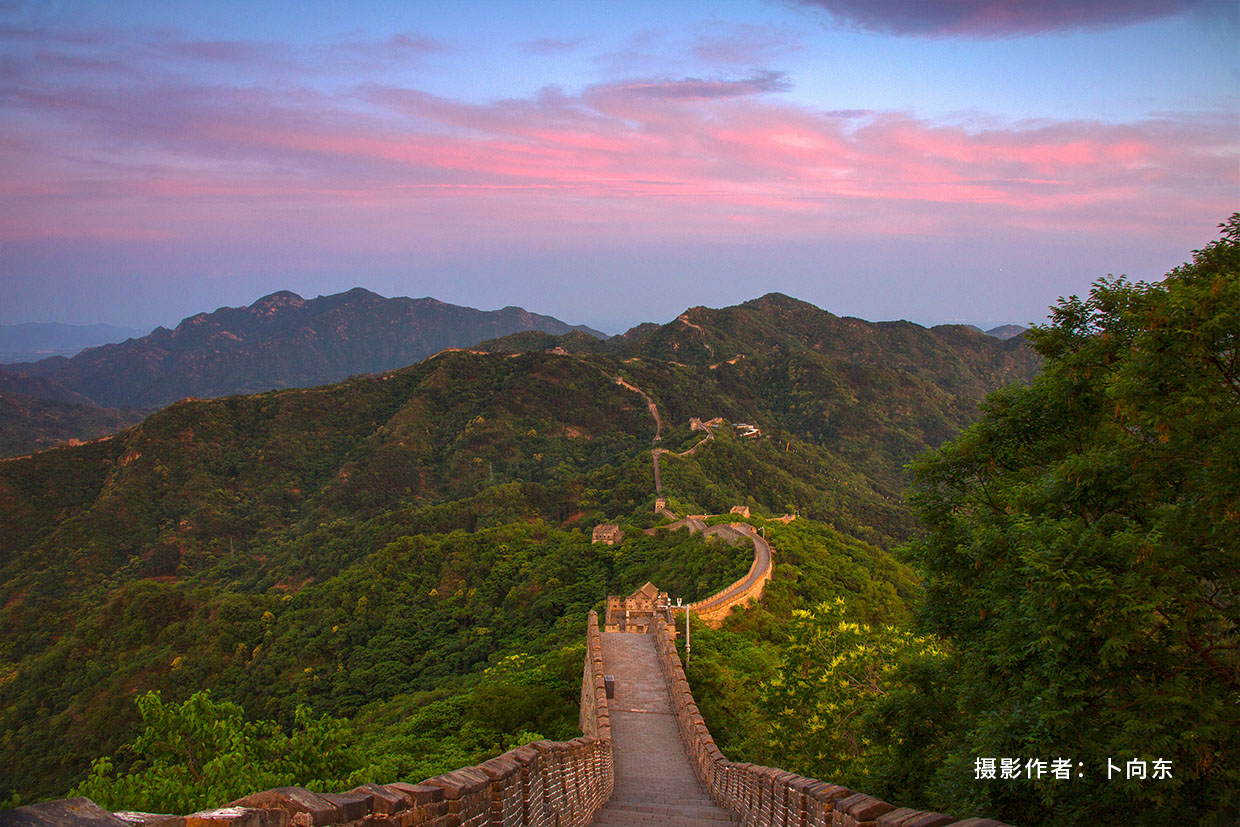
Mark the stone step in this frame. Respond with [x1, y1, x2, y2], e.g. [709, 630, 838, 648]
[596, 802, 736, 820]
[589, 813, 737, 827]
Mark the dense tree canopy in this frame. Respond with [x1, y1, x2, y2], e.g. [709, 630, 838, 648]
[904, 216, 1239, 824]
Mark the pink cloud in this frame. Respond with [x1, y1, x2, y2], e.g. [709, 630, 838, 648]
[1, 53, 1234, 251]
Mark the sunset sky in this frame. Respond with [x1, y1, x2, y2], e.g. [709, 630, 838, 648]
[2, 0, 1237, 334]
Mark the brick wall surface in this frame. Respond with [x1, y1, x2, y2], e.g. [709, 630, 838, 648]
[11, 614, 614, 827]
[646, 617, 1015, 827]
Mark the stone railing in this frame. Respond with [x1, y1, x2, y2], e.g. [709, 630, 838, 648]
[650, 617, 1013, 827]
[8, 614, 614, 827]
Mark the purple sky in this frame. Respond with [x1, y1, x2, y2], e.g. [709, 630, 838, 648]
[1, 0, 1236, 334]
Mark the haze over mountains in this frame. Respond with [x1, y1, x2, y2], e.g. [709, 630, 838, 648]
[0, 323, 148, 365]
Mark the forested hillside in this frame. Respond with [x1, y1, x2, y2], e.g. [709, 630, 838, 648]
[684, 220, 1240, 826]
[0, 293, 1036, 807]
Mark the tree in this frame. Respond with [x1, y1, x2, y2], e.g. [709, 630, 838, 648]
[72, 690, 356, 814]
[759, 598, 947, 792]
[905, 216, 1239, 825]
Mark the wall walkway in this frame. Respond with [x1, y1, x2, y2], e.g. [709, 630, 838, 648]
[589, 633, 734, 826]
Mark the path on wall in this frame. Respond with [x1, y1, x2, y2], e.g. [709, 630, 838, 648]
[590, 633, 736, 827]
[614, 376, 663, 444]
[677, 524, 771, 617]
[611, 373, 772, 627]
[612, 375, 668, 494]
[612, 374, 715, 499]
[652, 418, 715, 495]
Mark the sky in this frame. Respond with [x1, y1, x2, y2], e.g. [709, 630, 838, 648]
[1, 0, 1237, 334]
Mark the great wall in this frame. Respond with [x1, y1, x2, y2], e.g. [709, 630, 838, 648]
[5, 373, 1016, 827]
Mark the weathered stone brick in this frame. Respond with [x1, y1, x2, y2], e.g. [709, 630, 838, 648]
[385, 784, 443, 811]
[877, 808, 927, 827]
[184, 808, 284, 827]
[348, 784, 407, 816]
[2, 798, 131, 827]
[849, 796, 896, 821]
[229, 788, 337, 827]
[904, 815, 957, 827]
[112, 813, 185, 827]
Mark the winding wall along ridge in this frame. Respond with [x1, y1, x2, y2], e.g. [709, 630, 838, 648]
[672, 523, 772, 628]
[11, 360, 1013, 826]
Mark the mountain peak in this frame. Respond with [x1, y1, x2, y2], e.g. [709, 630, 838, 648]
[746, 292, 817, 310]
[12, 290, 601, 409]
[252, 290, 307, 309]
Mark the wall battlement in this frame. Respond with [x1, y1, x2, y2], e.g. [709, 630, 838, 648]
[671, 522, 773, 629]
[648, 616, 1014, 827]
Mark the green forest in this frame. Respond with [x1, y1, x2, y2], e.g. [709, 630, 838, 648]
[1, 220, 1235, 825]
[687, 218, 1239, 825]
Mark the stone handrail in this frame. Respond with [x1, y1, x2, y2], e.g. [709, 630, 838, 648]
[649, 616, 1014, 827]
[9, 613, 614, 827]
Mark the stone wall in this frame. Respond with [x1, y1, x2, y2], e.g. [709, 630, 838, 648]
[674, 523, 773, 629]
[649, 617, 1015, 827]
[10, 614, 614, 827]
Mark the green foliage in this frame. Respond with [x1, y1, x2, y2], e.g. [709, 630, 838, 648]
[71, 690, 355, 814]
[759, 599, 947, 792]
[0, 519, 749, 803]
[902, 216, 1240, 825]
[0, 285, 1037, 808]
[682, 517, 919, 769]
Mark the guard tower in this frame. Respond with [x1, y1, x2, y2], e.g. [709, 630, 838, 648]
[604, 581, 673, 633]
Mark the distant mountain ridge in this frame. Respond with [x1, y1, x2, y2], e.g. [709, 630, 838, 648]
[0, 322, 147, 364]
[9, 289, 605, 409]
[985, 324, 1027, 340]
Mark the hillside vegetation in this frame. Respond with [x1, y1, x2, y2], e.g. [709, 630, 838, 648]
[686, 219, 1240, 826]
[0, 293, 1034, 807]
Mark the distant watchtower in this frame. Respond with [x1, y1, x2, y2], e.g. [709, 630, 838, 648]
[654, 497, 666, 512]
[592, 524, 624, 545]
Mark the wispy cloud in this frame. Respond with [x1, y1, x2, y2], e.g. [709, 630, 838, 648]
[2, 25, 1234, 250]
[519, 36, 588, 55]
[601, 70, 791, 101]
[794, 0, 1207, 37]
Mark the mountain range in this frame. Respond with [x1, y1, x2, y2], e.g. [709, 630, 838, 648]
[0, 290, 604, 456]
[3, 288, 604, 410]
[0, 290, 1038, 801]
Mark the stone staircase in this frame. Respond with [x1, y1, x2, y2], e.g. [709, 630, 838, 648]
[589, 632, 736, 827]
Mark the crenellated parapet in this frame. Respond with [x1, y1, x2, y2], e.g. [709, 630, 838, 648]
[671, 522, 773, 629]
[7, 614, 614, 827]
[647, 616, 1016, 827]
